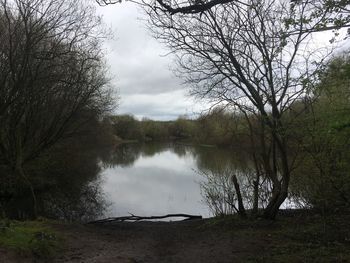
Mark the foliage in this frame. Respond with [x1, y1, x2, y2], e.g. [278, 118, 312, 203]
[110, 115, 143, 140]
[168, 115, 196, 140]
[110, 108, 249, 146]
[110, 115, 196, 142]
[195, 108, 247, 146]
[140, 118, 170, 140]
[290, 55, 350, 212]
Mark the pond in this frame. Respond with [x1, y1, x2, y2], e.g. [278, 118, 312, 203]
[1, 142, 299, 221]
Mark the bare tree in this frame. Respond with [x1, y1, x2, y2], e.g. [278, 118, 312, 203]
[0, 0, 112, 216]
[97, 0, 350, 32]
[96, 0, 236, 14]
[145, 0, 341, 219]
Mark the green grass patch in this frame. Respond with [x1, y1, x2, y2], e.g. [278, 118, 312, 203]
[0, 219, 62, 259]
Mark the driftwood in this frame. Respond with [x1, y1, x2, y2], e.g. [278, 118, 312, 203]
[88, 213, 202, 224]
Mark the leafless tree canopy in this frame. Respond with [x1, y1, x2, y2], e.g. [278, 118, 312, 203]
[148, 0, 334, 117]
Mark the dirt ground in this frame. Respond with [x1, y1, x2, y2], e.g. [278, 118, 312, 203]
[52, 219, 260, 263]
[2, 213, 350, 263]
[1, 218, 267, 263]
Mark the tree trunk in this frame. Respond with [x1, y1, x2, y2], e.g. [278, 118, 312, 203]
[16, 165, 38, 219]
[231, 174, 246, 218]
[15, 130, 37, 218]
[263, 136, 290, 219]
[263, 187, 288, 219]
[252, 169, 260, 216]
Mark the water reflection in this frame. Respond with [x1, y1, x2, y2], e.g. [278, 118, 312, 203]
[101, 143, 210, 217]
[0, 139, 110, 222]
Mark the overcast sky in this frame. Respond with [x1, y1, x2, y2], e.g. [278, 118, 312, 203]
[96, 3, 206, 120]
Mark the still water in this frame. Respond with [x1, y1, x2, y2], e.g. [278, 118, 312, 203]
[101, 143, 220, 218]
[2, 142, 300, 221]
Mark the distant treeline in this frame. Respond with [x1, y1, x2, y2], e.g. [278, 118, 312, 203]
[108, 109, 250, 147]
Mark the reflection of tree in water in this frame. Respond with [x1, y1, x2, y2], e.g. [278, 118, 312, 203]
[42, 137, 112, 222]
[194, 146, 251, 173]
[1, 137, 111, 222]
[171, 144, 192, 157]
[102, 144, 143, 168]
[139, 143, 170, 158]
[42, 178, 107, 222]
[103, 143, 177, 168]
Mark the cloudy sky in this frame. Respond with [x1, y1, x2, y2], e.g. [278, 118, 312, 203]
[95, 3, 348, 121]
[96, 3, 206, 120]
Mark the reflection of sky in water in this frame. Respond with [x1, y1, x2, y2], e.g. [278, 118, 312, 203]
[101, 149, 211, 218]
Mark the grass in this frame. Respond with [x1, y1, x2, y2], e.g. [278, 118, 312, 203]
[0, 219, 62, 259]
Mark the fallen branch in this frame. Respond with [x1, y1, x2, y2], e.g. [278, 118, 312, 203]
[88, 213, 202, 224]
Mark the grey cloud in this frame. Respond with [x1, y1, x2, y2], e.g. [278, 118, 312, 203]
[118, 91, 206, 120]
[111, 55, 183, 95]
[96, 4, 206, 119]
